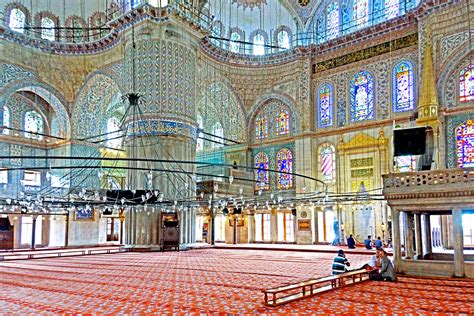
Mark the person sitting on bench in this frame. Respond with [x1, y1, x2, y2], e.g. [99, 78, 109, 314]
[332, 249, 351, 275]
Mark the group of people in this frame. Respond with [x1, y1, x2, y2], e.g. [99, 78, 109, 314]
[346, 234, 387, 250]
[332, 248, 397, 281]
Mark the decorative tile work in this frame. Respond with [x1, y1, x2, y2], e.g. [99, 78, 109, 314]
[439, 31, 470, 63]
[375, 60, 390, 119]
[446, 113, 474, 168]
[250, 99, 297, 142]
[0, 63, 35, 89]
[9, 144, 22, 166]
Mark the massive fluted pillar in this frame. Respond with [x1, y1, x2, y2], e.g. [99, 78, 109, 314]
[122, 20, 201, 248]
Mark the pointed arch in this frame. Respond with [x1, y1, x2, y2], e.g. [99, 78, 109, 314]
[65, 15, 88, 42]
[4, 2, 31, 33]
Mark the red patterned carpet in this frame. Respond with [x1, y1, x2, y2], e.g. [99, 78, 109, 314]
[0, 249, 472, 314]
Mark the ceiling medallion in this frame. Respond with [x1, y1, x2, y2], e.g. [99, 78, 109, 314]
[232, 0, 267, 10]
[298, 0, 310, 6]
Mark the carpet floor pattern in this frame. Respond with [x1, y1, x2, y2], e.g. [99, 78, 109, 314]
[0, 249, 473, 314]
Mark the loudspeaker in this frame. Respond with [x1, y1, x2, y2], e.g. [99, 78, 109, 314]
[394, 127, 426, 156]
[291, 208, 297, 217]
[222, 207, 229, 215]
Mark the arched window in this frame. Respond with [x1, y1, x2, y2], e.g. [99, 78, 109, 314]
[254, 152, 270, 191]
[277, 30, 290, 50]
[212, 122, 224, 148]
[107, 117, 122, 149]
[69, 18, 85, 43]
[253, 33, 265, 55]
[41, 17, 55, 41]
[318, 83, 334, 128]
[276, 111, 290, 135]
[353, 0, 369, 28]
[385, 0, 399, 19]
[350, 71, 374, 122]
[9, 8, 26, 33]
[24, 111, 43, 140]
[255, 115, 268, 139]
[319, 143, 336, 182]
[150, 0, 168, 7]
[393, 61, 415, 112]
[277, 148, 293, 190]
[229, 32, 241, 53]
[327, 2, 339, 40]
[456, 119, 474, 168]
[459, 65, 474, 102]
[2, 106, 10, 135]
[197, 115, 204, 150]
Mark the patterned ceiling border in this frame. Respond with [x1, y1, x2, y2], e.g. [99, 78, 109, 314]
[313, 33, 418, 73]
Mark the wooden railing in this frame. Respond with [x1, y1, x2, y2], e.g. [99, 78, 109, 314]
[262, 269, 370, 307]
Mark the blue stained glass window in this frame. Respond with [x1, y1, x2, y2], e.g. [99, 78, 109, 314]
[318, 83, 333, 128]
[9, 8, 25, 33]
[276, 111, 289, 135]
[277, 149, 293, 190]
[327, 2, 339, 40]
[353, 0, 369, 28]
[2, 106, 10, 135]
[456, 119, 474, 168]
[459, 65, 474, 102]
[24, 111, 43, 140]
[255, 115, 268, 139]
[385, 0, 399, 19]
[393, 61, 415, 112]
[350, 71, 374, 122]
[255, 152, 269, 191]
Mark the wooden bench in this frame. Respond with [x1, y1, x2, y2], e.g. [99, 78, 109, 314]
[262, 269, 370, 307]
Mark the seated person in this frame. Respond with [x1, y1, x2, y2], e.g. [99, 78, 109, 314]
[332, 249, 350, 275]
[364, 235, 373, 250]
[360, 249, 381, 272]
[347, 234, 356, 249]
[371, 249, 397, 281]
[374, 236, 383, 249]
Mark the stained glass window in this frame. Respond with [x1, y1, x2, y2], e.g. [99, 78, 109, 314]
[395, 156, 416, 172]
[197, 115, 204, 150]
[107, 117, 122, 149]
[459, 65, 474, 102]
[24, 111, 43, 140]
[254, 34, 265, 55]
[277, 148, 293, 189]
[2, 106, 10, 135]
[327, 2, 339, 40]
[319, 143, 335, 181]
[276, 111, 290, 135]
[9, 8, 25, 33]
[212, 122, 224, 148]
[385, 0, 399, 19]
[41, 17, 55, 41]
[318, 83, 333, 128]
[353, 0, 369, 28]
[393, 61, 415, 112]
[255, 152, 269, 191]
[350, 70, 374, 122]
[277, 30, 290, 50]
[456, 120, 474, 168]
[255, 115, 268, 139]
[229, 32, 240, 53]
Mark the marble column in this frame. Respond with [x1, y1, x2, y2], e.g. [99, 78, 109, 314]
[423, 214, 432, 258]
[405, 212, 414, 259]
[452, 208, 464, 277]
[391, 207, 402, 272]
[414, 213, 423, 260]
